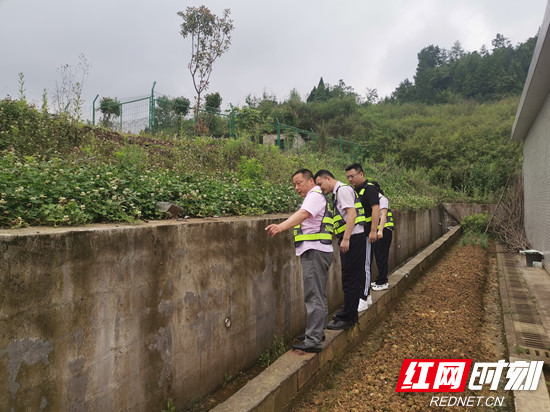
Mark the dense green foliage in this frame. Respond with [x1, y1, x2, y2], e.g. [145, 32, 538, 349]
[204, 92, 222, 113]
[358, 98, 522, 196]
[461, 212, 490, 234]
[306, 78, 358, 103]
[389, 35, 537, 104]
[0, 153, 299, 227]
[152, 34, 530, 199]
[0, 98, 88, 156]
[155, 95, 191, 134]
[98, 97, 121, 128]
[241, 94, 522, 197]
[461, 212, 490, 248]
[238, 36, 531, 198]
[0, 98, 452, 228]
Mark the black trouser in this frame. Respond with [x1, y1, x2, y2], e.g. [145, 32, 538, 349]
[335, 233, 366, 323]
[373, 228, 393, 285]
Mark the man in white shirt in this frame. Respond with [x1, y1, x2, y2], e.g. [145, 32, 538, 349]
[266, 169, 333, 352]
[314, 169, 366, 330]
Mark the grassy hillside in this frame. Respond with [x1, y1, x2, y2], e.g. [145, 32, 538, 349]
[354, 97, 522, 197]
[0, 97, 511, 228]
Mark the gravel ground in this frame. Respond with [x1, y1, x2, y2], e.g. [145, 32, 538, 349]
[290, 240, 513, 412]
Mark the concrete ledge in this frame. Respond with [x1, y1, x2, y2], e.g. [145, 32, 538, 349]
[509, 356, 550, 412]
[212, 226, 461, 412]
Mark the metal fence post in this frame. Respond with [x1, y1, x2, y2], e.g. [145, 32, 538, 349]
[149, 81, 156, 133]
[92, 94, 99, 127]
[276, 118, 281, 148]
[230, 104, 235, 139]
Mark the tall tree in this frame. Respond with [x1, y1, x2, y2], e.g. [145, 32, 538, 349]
[287, 88, 301, 102]
[364, 87, 379, 105]
[449, 40, 465, 62]
[492, 33, 511, 50]
[178, 6, 234, 126]
[414, 45, 447, 103]
[316, 77, 328, 101]
[479, 44, 489, 56]
[328, 79, 357, 100]
[173, 97, 191, 118]
[205, 92, 222, 113]
[390, 78, 416, 102]
[155, 96, 176, 130]
[307, 77, 330, 102]
[306, 86, 317, 103]
[155, 96, 190, 132]
[416, 45, 445, 73]
[98, 97, 121, 129]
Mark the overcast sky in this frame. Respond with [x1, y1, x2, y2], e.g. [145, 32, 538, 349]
[0, 0, 547, 116]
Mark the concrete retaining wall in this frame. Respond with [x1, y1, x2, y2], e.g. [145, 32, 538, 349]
[442, 202, 497, 224]
[0, 207, 447, 411]
[212, 226, 462, 412]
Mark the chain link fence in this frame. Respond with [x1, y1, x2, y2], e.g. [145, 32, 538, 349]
[273, 118, 365, 158]
[90, 83, 364, 158]
[92, 83, 156, 134]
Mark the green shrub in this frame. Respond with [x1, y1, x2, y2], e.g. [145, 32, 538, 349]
[0, 98, 90, 157]
[237, 156, 265, 184]
[0, 152, 301, 228]
[461, 212, 489, 234]
[114, 144, 148, 170]
[161, 399, 175, 412]
[258, 335, 289, 368]
[461, 232, 489, 249]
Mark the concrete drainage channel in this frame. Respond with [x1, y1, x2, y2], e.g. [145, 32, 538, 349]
[212, 226, 461, 412]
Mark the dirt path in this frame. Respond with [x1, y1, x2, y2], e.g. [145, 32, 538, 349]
[290, 240, 512, 411]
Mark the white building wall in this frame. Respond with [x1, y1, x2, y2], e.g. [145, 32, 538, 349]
[523, 93, 550, 271]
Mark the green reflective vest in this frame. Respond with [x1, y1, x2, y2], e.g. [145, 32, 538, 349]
[293, 189, 333, 247]
[380, 211, 394, 229]
[378, 194, 394, 230]
[332, 184, 366, 238]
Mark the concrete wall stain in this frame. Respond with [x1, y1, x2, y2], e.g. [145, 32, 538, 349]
[66, 357, 88, 412]
[146, 326, 173, 390]
[0, 338, 53, 399]
[39, 396, 48, 411]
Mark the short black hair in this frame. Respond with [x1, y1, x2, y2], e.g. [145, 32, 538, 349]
[371, 180, 384, 195]
[345, 163, 363, 173]
[293, 169, 314, 181]
[314, 169, 334, 180]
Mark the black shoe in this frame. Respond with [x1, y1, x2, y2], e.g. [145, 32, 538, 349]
[296, 333, 326, 341]
[292, 341, 322, 353]
[326, 320, 354, 330]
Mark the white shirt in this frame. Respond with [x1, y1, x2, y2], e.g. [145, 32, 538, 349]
[333, 181, 364, 236]
[295, 186, 334, 256]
